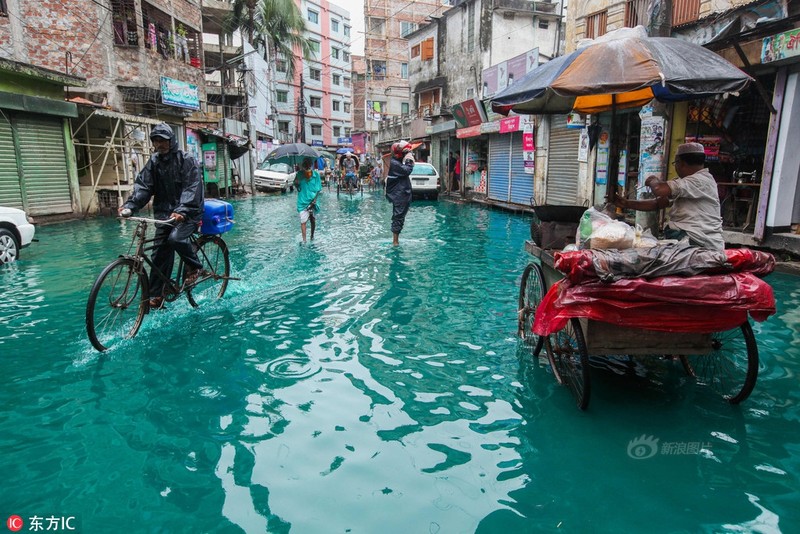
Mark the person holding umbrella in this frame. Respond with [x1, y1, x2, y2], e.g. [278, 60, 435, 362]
[385, 140, 415, 246]
[294, 158, 322, 243]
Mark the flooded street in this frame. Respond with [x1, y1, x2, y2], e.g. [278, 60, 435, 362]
[2, 190, 799, 532]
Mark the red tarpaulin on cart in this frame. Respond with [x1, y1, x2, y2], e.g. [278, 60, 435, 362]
[533, 272, 776, 336]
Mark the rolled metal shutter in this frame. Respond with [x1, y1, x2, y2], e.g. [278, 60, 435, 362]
[545, 115, 580, 205]
[16, 116, 72, 215]
[509, 131, 533, 206]
[488, 134, 510, 202]
[0, 112, 23, 209]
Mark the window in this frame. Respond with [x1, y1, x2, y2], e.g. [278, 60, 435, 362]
[421, 37, 435, 61]
[585, 10, 607, 39]
[309, 40, 321, 54]
[333, 126, 341, 137]
[333, 74, 341, 85]
[333, 100, 341, 111]
[343, 77, 350, 88]
[310, 96, 322, 108]
[344, 102, 351, 113]
[672, 0, 700, 26]
[278, 121, 290, 133]
[331, 18, 339, 32]
[307, 9, 318, 23]
[368, 17, 385, 37]
[401, 102, 409, 115]
[142, 2, 171, 55]
[400, 21, 417, 37]
[466, 87, 474, 98]
[311, 124, 322, 136]
[371, 60, 386, 80]
[276, 59, 287, 72]
[345, 128, 351, 136]
[624, 0, 648, 27]
[277, 90, 288, 103]
[401, 63, 408, 80]
[411, 44, 421, 58]
[0, 0, 7, 15]
[344, 25, 350, 37]
[467, 2, 475, 52]
[332, 47, 340, 59]
[538, 20, 549, 29]
[112, 0, 139, 46]
[343, 51, 350, 62]
[310, 68, 321, 81]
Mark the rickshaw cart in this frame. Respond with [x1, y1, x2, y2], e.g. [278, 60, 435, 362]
[518, 240, 775, 410]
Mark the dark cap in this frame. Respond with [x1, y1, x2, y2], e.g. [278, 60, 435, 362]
[150, 122, 174, 140]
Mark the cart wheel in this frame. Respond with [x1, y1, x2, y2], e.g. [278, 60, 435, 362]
[680, 321, 758, 404]
[545, 318, 591, 410]
[518, 263, 546, 357]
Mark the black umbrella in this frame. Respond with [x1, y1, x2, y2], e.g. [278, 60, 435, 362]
[266, 143, 320, 165]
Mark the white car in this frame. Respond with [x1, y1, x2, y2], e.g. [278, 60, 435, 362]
[0, 206, 35, 264]
[409, 163, 440, 200]
[254, 161, 295, 193]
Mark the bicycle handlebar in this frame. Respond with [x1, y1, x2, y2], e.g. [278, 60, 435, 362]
[119, 214, 176, 226]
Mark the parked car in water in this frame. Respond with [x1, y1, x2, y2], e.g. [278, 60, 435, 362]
[409, 162, 440, 200]
[254, 161, 295, 193]
[0, 206, 35, 264]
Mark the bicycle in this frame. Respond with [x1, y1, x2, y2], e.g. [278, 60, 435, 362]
[85, 215, 234, 351]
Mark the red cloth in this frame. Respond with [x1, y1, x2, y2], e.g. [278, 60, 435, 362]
[533, 272, 776, 336]
[454, 158, 460, 175]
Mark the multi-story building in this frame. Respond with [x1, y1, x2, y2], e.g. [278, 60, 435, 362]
[273, 0, 353, 149]
[360, 0, 452, 154]
[0, 0, 207, 217]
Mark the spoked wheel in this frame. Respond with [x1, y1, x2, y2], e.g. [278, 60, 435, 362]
[545, 319, 591, 410]
[679, 321, 758, 404]
[518, 263, 546, 357]
[86, 258, 148, 351]
[186, 235, 230, 307]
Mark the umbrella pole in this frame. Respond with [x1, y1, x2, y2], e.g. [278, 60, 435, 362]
[605, 96, 618, 206]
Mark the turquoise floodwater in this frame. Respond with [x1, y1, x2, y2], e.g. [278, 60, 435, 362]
[1, 190, 799, 533]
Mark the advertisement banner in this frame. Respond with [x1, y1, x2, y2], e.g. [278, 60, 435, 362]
[506, 55, 527, 87]
[639, 116, 666, 189]
[761, 27, 800, 63]
[481, 47, 539, 98]
[595, 128, 610, 184]
[482, 65, 498, 98]
[456, 125, 482, 138]
[451, 98, 488, 128]
[160, 76, 200, 110]
[523, 118, 535, 174]
[499, 116, 520, 134]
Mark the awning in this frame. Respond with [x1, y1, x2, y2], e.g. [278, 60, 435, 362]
[188, 124, 251, 160]
[409, 141, 424, 150]
[94, 108, 163, 125]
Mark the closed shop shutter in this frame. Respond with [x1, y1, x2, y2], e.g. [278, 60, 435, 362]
[16, 116, 72, 215]
[545, 115, 580, 205]
[509, 131, 533, 206]
[488, 134, 510, 202]
[0, 112, 23, 209]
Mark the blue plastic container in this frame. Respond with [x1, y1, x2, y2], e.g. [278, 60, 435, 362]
[200, 199, 235, 235]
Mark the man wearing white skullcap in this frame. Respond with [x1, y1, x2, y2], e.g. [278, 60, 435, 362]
[615, 142, 724, 250]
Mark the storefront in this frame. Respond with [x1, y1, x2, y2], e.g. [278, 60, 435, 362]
[545, 115, 581, 206]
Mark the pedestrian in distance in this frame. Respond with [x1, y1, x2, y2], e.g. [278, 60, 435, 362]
[385, 140, 415, 246]
[447, 151, 456, 192]
[294, 158, 322, 243]
[453, 151, 461, 193]
[614, 142, 724, 250]
[118, 122, 205, 310]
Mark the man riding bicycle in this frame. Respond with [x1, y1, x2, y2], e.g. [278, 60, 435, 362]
[340, 153, 359, 194]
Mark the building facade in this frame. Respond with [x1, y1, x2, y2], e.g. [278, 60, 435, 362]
[273, 0, 353, 149]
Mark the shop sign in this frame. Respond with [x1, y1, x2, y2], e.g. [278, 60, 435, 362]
[160, 76, 200, 110]
[480, 121, 501, 134]
[499, 116, 521, 134]
[456, 125, 482, 138]
[451, 98, 488, 128]
[761, 28, 800, 63]
[338, 137, 352, 145]
[311, 140, 324, 146]
[482, 47, 539, 98]
[566, 112, 584, 129]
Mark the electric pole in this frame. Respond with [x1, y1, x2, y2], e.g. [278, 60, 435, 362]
[298, 73, 306, 143]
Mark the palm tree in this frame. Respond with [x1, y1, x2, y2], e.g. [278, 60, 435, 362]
[227, 0, 313, 80]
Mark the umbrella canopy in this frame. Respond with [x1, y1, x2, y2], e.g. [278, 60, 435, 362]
[491, 30, 752, 115]
[266, 143, 320, 165]
[336, 147, 354, 154]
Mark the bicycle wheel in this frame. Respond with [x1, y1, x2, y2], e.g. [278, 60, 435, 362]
[86, 258, 148, 351]
[518, 263, 546, 357]
[545, 318, 591, 410]
[186, 235, 230, 307]
[680, 321, 758, 404]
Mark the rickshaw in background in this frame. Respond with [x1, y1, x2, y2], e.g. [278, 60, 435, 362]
[336, 151, 362, 197]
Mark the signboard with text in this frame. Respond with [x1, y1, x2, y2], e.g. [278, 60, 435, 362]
[451, 98, 488, 128]
[160, 76, 200, 110]
[482, 48, 539, 98]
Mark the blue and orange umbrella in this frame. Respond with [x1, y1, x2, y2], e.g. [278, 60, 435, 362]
[491, 31, 752, 115]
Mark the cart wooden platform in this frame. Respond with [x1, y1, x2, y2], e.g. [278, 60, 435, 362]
[518, 240, 759, 410]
